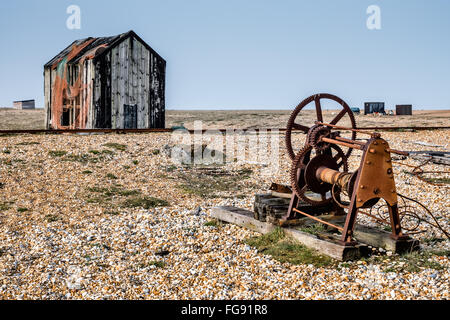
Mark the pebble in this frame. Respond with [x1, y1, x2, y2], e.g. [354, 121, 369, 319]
[0, 131, 448, 300]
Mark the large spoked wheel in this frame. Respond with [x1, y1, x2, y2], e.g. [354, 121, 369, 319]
[285, 93, 357, 160]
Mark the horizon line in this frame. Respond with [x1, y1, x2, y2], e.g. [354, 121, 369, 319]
[1, 106, 449, 111]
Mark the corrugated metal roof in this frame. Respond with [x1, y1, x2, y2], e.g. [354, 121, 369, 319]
[44, 32, 129, 68]
[13, 99, 35, 103]
[44, 30, 165, 69]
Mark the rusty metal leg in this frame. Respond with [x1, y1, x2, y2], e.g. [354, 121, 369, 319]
[387, 203, 409, 240]
[284, 167, 304, 220]
[285, 193, 299, 220]
[340, 196, 359, 245]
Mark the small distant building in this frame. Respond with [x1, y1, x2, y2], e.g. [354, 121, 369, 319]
[13, 100, 35, 110]
[364, 102, 385, 115]
[396, 105, 412, 116]
[350, 107, 360, 114]
[44, 30, 166, 130]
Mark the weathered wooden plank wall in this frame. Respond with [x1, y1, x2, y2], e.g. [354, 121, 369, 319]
[111, 44, 119, 128]
[93, 51, 112, 128]
[88, 60, 95, 128]
[109, 36, 161, 129]
[143, 43, 150, 128]
[44, 67, 57, 129]
[44, 69, 51, 128]
[122, 38, 129, 128]
[150, 52, 166, 128]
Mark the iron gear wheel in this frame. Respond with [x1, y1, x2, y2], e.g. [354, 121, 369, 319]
[308, 125, 332, 152]
[290, 144, 349, 206]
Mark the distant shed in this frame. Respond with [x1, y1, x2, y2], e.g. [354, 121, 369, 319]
[13, 100, 35, 110]
[44, 30, 166, 129]
[364, 102, 385, 115]
[396, 105, 412, 116]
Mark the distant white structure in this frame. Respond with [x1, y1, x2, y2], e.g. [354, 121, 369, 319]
[13, 100, 35, 110]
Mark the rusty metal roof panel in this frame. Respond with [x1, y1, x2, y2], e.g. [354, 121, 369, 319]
[44, 38, 92, 68]
[69, 34, 126, 64]
[44, 32, 129, 68]
[44, 31, 166, 69]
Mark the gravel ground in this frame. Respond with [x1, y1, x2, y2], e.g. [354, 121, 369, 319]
[0, 130, 448, 299]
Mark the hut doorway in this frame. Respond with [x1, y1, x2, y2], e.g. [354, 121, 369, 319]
[61, 108, 72, 127]
[124, 104, 138, 129]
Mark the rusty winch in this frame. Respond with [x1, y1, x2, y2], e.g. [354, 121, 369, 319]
[284, 93, 413, 246]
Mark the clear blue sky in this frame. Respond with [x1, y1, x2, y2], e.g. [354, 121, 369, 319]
[0, 0, 449, 110]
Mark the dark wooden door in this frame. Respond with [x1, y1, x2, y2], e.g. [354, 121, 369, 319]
[124, 104, 138, 129]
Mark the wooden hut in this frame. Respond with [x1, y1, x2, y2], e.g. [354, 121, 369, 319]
[364, 102, 385, 115]
[13, 100, 35, 110]
[44, 31, 165, 129]
[396, 105, 412, 116]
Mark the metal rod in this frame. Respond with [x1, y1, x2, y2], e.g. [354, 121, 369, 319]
[404, 230, 427, 236]
[292, 208, 344, 231]
[386, 148, 409, 156]
[320, 137, 364, 150]
[334, 136, 366, 145]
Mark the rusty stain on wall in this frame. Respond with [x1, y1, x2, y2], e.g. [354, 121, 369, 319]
[51, 38, 96, 129]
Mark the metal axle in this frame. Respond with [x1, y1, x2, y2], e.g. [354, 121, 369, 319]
[316, 167, 352, 191]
